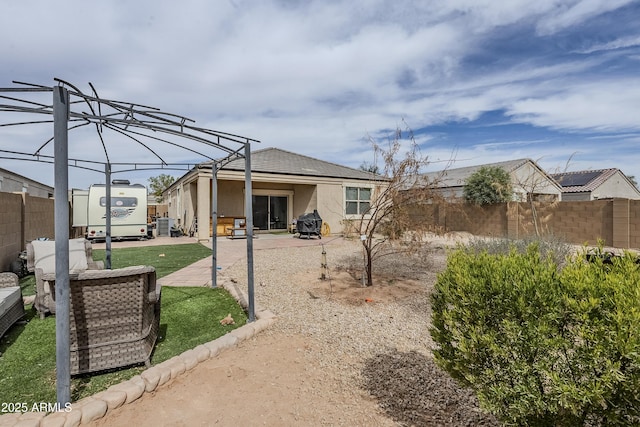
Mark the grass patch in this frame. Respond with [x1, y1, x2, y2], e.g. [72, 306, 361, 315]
[1, 243, 247, 406]
[93, 242, 214, 278]
[18, 243, 213, 297]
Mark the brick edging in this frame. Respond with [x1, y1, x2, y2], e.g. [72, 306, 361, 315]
[0, 281, 275, 427]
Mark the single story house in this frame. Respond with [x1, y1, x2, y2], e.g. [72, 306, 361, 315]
[163, 147, 380, 241]
[551, 168, 640, 201]
[0, 167, 53, 198]
[421, 158, 562, 202]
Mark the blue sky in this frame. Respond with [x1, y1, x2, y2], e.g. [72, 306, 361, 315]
[0, 0, 639, 188]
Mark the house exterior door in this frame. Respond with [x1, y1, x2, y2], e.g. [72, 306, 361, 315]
[252, 195, 288, 231]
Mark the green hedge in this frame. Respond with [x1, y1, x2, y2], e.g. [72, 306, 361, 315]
[430, 244, 640, 426]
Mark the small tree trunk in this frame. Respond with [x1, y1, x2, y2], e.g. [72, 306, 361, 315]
[366, 250, 373, 286]
[362, 242, 374, 286]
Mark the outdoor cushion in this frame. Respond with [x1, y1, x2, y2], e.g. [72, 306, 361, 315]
[0, 287, 21, 319]
[31, 238, 89, 273]
[0, 274, 24, 339]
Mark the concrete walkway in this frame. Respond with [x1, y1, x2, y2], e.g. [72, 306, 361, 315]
[91, 232, 338, 288]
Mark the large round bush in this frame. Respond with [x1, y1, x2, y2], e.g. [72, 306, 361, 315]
[430, 244, 640, 426]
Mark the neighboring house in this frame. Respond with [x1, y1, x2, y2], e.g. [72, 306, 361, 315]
[164, 147, 379, 241]
[0, 167, 53, 198]
[421, 158, 562, 202]
[551, 168, 640, 201]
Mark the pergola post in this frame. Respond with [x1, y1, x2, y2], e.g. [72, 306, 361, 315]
[244, 142, 255, 322]
[211, 167, 218, 288]
[105, 164, 112, 269]
[53, 85, 71, 405]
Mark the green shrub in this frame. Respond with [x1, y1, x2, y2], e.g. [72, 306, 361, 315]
[463, 166, 513, 205]
[430, 244, 640, 426]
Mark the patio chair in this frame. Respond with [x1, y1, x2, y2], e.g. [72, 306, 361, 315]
[41, 265, 161, 375]
[0, 272, 25, 339]
[26, 238, 104, 318]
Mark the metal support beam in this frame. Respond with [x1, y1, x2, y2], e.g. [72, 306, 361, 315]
[105, 164, 112, 269]
[211, 168, 218, 288]
[53, 85, 71, 405]
[244, 142, 255, 322]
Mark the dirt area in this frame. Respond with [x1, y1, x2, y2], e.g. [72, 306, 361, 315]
[90, 280, 425, 427]
[306, 269, 425, 305]
[89, 235, 498, 427]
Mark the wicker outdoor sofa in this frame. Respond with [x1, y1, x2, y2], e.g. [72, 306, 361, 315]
[0, 272, 24, 339]
[41, 265, 161, 375]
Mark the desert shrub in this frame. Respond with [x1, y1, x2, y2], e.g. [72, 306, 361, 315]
[430, 244, 640, 426]
[465, 234, 572, 267]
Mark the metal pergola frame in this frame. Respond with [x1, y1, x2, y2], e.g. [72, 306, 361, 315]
[0, 79, 259, 405]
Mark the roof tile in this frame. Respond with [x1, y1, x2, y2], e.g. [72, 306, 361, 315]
[217, 147, 375, 180]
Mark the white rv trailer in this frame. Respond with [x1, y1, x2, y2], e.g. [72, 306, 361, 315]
[72, 180, 148, 241]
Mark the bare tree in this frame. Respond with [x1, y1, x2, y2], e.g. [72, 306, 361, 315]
[511, 157, 575, 236]
[350, 122, 445, 286]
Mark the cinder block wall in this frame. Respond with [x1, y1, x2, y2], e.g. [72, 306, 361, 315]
[408, 202, 508, 237]
[630, 200, 640, 249]
[0, 192, 24, 271]
[450, 204, 506, 237]
[412, 198, 640, 250]
[528, 200, 613, 246]
[24, 194, 55, 241]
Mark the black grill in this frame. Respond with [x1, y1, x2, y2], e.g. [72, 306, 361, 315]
[296, 210, 322, 239]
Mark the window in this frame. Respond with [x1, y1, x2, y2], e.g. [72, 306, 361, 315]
[345, 187, 371, 215]
[99, 197, 138, 207]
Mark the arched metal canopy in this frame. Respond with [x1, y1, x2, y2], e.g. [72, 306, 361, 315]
[0, 79, 258, 405]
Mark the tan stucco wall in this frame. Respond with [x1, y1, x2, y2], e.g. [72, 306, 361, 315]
[315, 182, 346, 234]
[218, 180, 245, 217]
[292, 184, 316, 218]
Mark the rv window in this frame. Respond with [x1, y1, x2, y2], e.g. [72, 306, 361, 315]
[99, 197, 138, 207]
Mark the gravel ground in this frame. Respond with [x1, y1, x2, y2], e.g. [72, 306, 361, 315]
[221, 236, 500, 426]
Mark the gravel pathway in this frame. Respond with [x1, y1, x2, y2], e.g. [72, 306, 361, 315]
[221, 237, 500, 426]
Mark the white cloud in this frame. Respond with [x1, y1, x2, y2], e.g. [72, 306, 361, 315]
[1, 1, 639, 186]
[576, 35, 640, 54]
[536, 0, 635, 35]
[507, 78, 640, 131]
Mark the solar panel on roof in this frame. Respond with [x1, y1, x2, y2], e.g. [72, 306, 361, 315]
[555, 171, 601, 187]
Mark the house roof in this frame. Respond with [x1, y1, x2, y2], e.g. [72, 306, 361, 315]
[422, 158, 532, 187]
[551, 168, 621, 193]
[207, 147, 376, 181]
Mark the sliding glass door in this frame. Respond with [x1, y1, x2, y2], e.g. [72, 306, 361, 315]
[252, 194, 289, 231]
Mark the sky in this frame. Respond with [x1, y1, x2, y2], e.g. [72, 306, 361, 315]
[0, 0, 639, 189]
